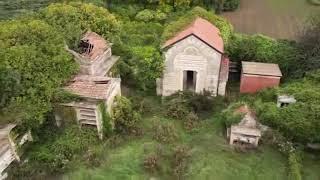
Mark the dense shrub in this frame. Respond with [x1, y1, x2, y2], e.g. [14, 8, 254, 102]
[135, 9, 167, 22]
[39, 2, 120, 48]
[112, 20, 164, 90]
[172, 145, 191, 179]
[9, 123, 100, 178]
[165, 91, 215, 119]
[183, 112, 199, 131]
[165, 97, 191, 120]
[99, 102, 113, 137]
[221, 102, 246, 127]
[153, 122, 178, 143]
[253, 71, 320, 143]
[162, 6, 233, 45]
[223, 0, 240, 11]
[143, 153, 160, 173]
[0, 19, 78, 128]
[288, 152, 302, 180]
[308, 0, 320, 5]
[226, 33, 303, 78]
[112, 96, 141, 134]
[135, 9, 154, 22]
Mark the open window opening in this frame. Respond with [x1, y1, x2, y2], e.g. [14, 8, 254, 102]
[79, 39, 94, 55]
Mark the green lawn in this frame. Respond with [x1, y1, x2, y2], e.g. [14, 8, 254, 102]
[63, 96, 289, 180]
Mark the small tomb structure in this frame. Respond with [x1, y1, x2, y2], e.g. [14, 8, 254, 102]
[228, 106, 261, 147]
[277, 95, 296, 107]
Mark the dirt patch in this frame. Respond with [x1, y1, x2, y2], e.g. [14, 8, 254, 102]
[222, 0, 320, 40]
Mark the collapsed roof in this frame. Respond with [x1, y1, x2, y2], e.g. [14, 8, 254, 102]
[78, 31, 110, 61]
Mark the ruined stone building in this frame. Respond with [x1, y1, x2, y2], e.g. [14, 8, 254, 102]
[0, 124, 32, 180]
[157, 17, 229, 96]
[55, 31, 121, 139]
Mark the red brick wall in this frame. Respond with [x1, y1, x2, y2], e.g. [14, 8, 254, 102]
[240, 74, 280, 93]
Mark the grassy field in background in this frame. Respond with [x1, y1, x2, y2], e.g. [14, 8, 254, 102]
[222, 0, 320, 40]
[0, 0, 54, 20]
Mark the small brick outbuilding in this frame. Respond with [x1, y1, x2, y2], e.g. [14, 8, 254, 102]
[240, 61, 282, 93]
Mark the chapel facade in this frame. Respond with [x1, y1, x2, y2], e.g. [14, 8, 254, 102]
[157, 17, 229, 96]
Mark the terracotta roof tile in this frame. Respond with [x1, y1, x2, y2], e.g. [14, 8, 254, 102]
[64, 75, 111, 99]
[163, 17, 224, 53]
[80, 31, 110, 61]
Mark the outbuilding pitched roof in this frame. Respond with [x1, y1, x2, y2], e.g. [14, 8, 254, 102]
[242, 61, 282, 77]
[163, 17, 224, 53]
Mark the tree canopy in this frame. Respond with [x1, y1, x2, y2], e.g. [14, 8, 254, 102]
[39, 2, 120, 47]
[0, 19, 78, 128]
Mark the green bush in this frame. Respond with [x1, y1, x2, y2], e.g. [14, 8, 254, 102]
[162, 6, 233, 45]
[165, 97, 191, 120]
[223, 0, 240, 11]
[221, 102, 247, 127]
[112, 96, 141, 134]
[171, 145, 191, 179]
[254, 72, 320, 143]
[183, 112, 199, 132]
[153, 122, 178, 143]
[165, 91, 215, 118]
[308, 0, 320, 5]
[99, 102, 113, 137]
[143, 153, 160, 173]
[9, 124, 100, 178]
[0, 19, 78, 128]
[39, 2, 120, 48]
[226, 33, 302, 78]
[288, 152, 302, 180]
[135, 9, 154, 22]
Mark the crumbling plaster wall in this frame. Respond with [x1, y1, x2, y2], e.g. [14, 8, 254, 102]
[161, 35, 222, 96]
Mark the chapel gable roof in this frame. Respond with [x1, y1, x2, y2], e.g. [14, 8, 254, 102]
[163, 17, 224, 53]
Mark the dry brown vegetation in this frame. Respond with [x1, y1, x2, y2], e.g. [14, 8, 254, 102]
[222, 0, 319, 39]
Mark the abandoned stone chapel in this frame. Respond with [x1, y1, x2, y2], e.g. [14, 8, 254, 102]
[157, 17, 229, 96]
[54, 31, 121, 139]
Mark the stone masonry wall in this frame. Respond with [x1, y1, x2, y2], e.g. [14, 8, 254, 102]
[161, 35, 222, 96]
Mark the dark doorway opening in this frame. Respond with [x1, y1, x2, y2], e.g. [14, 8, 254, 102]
[183, 70, 197, 91]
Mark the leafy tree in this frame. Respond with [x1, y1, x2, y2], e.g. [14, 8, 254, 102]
[298, 13, 320, 72]
[112, 96, 141, 133]
[39, 2, 120, 48]
[112, 21, 164, 90]
[0, 19, 78, 128]
[160, 0, 192, 10]
[226, 34, 302, 78]
[130, 46, 163, 90]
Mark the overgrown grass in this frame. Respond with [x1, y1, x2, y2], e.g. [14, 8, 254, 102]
[63, 95, 290, 180]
